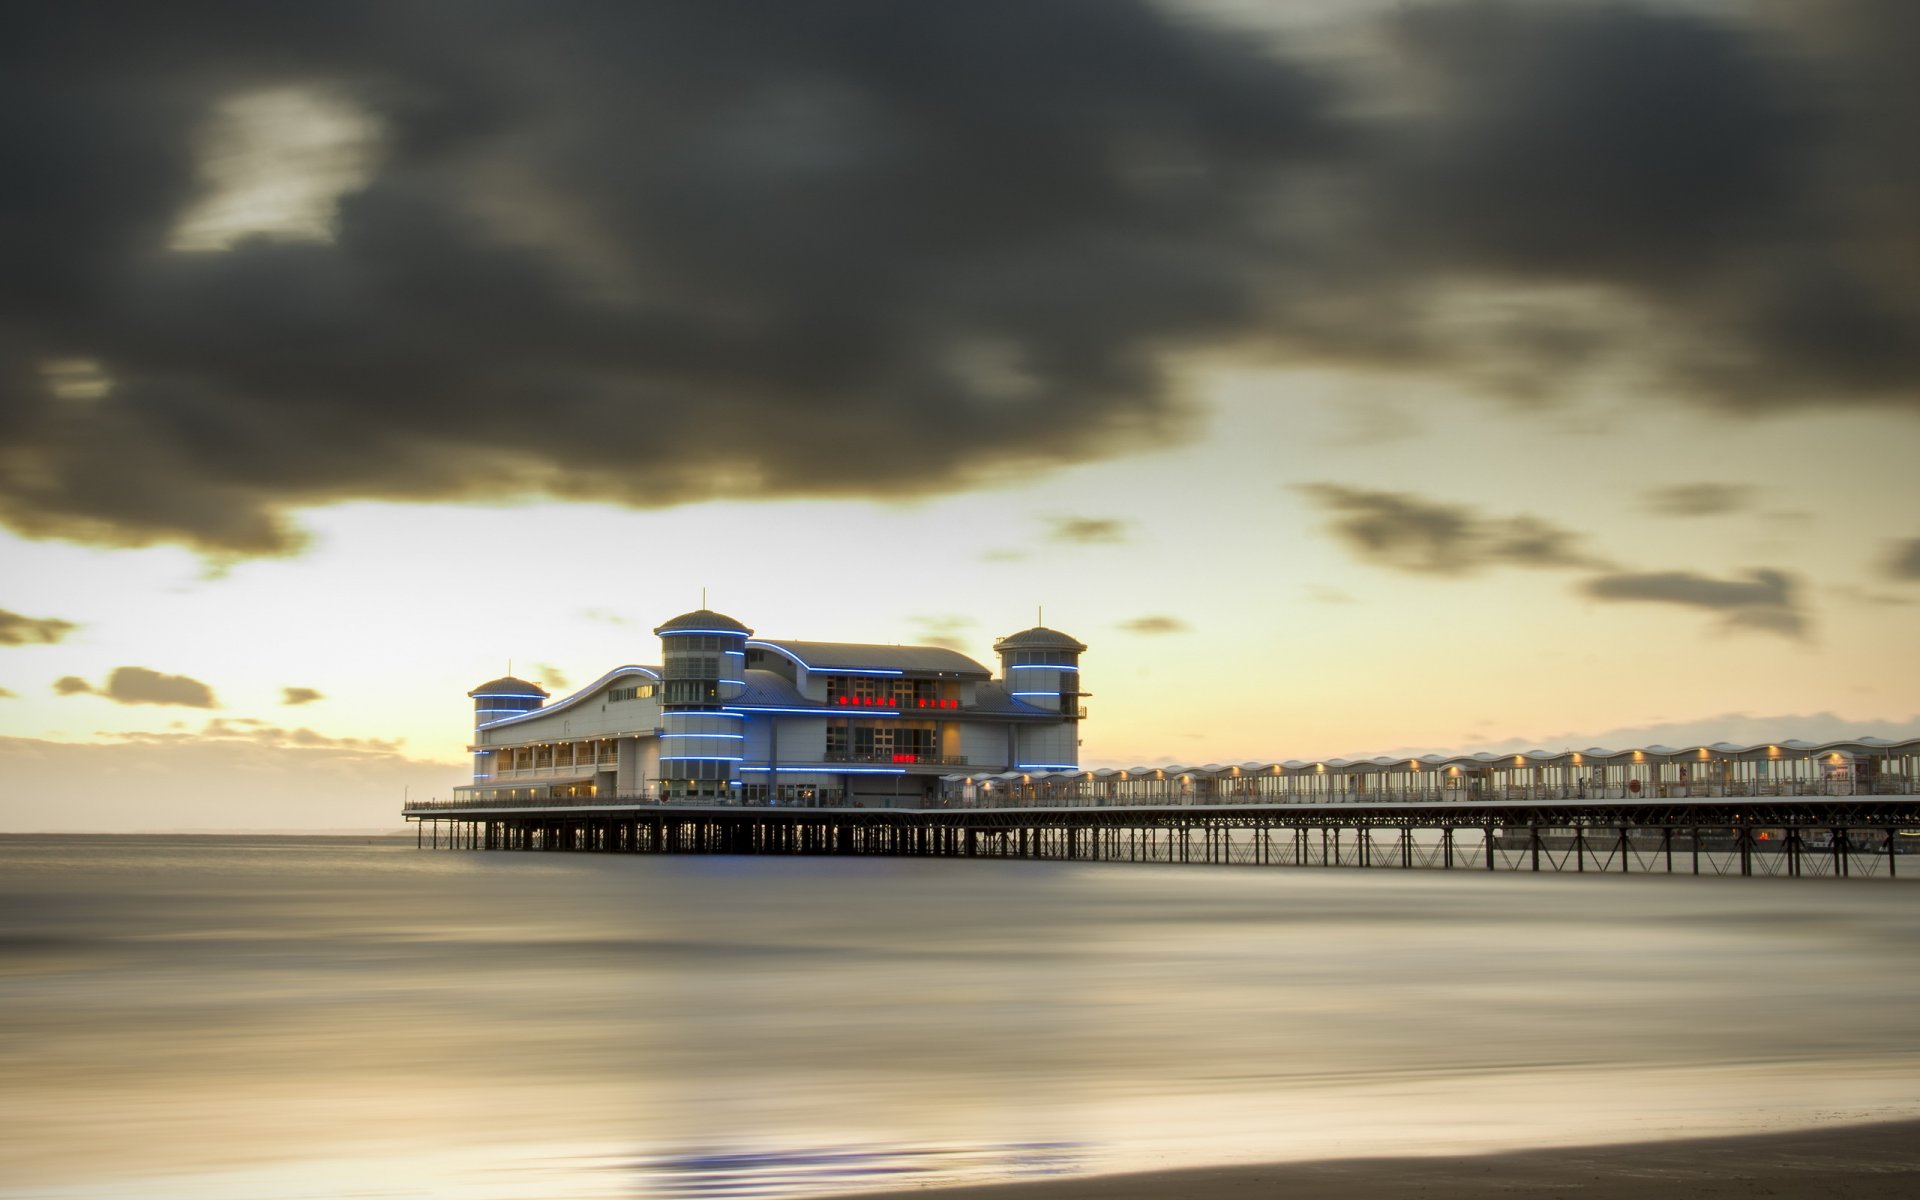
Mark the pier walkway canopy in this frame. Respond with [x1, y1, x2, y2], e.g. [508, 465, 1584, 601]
[944, 737, 1920, 807]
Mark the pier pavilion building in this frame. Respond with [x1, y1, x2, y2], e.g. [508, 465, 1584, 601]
[459, 610, 1085, 806]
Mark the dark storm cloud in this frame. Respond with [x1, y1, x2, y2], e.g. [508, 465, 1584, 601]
[2, 1, 1917, 556]
[1118, 615, 1187, 635]
[1046, 517, 1131, 546]
[55, 666, 219, 707]
[1297, 484, 1601, 576]
[0, 609, 78, 645]
[1581, 568, 1808, 639]
[1882, 537, 1920, 582]
[281, 686, 324, 705]
[1641, 484, 1754, 517]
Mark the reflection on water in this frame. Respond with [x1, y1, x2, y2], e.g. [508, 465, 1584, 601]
[1, 834, 1917, 1199]
[622, 1141, 1081, 1198]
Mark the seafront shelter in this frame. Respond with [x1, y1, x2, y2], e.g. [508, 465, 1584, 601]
[946, 738, 1920, 807]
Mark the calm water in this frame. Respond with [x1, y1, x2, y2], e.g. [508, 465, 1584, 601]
[2, 835, 1917, 1199]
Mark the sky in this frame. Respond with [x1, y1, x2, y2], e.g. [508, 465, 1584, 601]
[2, 0, 1918, 831]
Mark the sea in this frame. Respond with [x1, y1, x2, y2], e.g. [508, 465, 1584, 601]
[2, 833, 1916, 1199]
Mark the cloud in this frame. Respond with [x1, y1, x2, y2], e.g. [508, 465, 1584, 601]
[580, 609, 634, 628]
[1, 2, 1916, 558]
[0, 608, 78, 645]
[281, 686, 324, 705]
[1581, 567, 1809, 638]
[1883, 536, 1920, 581]
[55, 666, 219, 707]
[1297, 484, 1602, 575]
[1378, 711, 1920, 759]
[1641, 483, 1754, 517]
[531, 664, 569, 691]
[187, 717, 399, 751]
[1306, 584, 1356, 605]
[1118, 615, 1186, 634]
[0, 686, 16, 699]
[910, 614, 975, 651]
[1045, 517, 1130, 545]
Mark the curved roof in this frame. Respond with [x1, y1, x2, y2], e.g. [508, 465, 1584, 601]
[654, 609, 753, 637]
[476, 665, 660, 729]
[469, 675, 549, 699]
[992, 626, 1086, 654]
[749, 639, 990, 677]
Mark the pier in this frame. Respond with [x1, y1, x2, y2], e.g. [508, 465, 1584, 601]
[403, 793, 1920, 879]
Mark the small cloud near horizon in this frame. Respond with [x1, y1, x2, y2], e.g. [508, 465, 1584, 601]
[1045, 516, 1130, 545]
[54, 666, 219, 708]
[1119, 615, 1187, 635]
[282, 686, 324, 705]
[1882, 536, 1920, 582]
[1297, 484, 1604, 576]
[1641, 483, 1754, 517]
[1307, 584, 1357, 605]
[911, 615, 976, 651]
[532, 663, 570, 691]
[1580, 567, 1809, 640]
[0, 608, 78, 646]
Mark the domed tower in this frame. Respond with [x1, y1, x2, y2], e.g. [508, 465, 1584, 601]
[653, 609, 754, 801]
[467, 675, 548, 784]
[993, 626, 1087, 718]
[994, 625, 1085, 771]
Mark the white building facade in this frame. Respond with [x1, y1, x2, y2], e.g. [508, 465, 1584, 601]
[458, 609, 1084, 806]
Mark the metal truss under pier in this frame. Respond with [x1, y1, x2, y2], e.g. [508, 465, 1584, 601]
[404, 795, 1920, 880]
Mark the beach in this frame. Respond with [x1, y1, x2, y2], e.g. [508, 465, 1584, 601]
[847, 1120, 1920, 1200]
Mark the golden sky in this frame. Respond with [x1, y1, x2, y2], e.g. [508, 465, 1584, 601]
[3, 1, 1918, 829]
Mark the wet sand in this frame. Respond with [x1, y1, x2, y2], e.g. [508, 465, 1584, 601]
[847, 1119, 1920, 1200]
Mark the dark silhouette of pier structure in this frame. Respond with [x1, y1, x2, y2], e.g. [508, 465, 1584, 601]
[403, 795, 1920, 879]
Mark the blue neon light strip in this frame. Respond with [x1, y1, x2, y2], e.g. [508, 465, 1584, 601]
[718, 678, 746, 685]
[1010, 692, 1060, 698]
[660, 755, 746, 763]
[663, 710, 744, 719]
[724, 650, 745, 658]
[1007, 664, 1079, 672]
[473, 692, 548, 699]
[661, 629, 748, 638]
[744, 641, 904, 676]
[663, 733, 746, 740]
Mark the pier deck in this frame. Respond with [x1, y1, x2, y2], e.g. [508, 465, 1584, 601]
[403, 794, 1920, 878]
